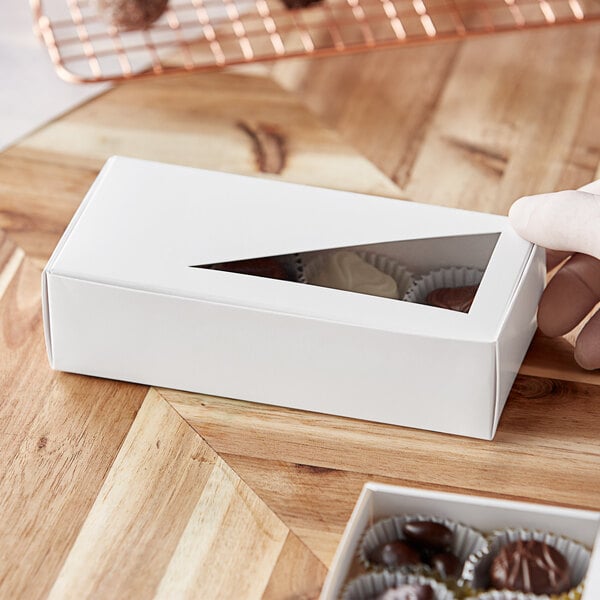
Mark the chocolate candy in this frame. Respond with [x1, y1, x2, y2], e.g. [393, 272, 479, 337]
[210, 257, 291, 281]
[281, 0, 322, 8]
[376, 584, 434, 600]
[368, 541, 421, 569]
[431, 551, 461, 578]
[97, 0, 168, 30]
[489, 539, 571, 595]
[402, 521, 453, 552]
[425, 285, 479, 313]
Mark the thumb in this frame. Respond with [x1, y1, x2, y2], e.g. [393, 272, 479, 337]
[509, 189, 600, 260]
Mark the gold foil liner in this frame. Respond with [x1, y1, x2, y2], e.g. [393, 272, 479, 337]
[342, 572, 455, 600]
[403, 267, 484, 305]
[303, 250, 413, 299]
[359, 515, 488, 577]
[462, 529, 590, 600]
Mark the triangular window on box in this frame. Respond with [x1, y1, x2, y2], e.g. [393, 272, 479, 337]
[191, 233, 500, 313]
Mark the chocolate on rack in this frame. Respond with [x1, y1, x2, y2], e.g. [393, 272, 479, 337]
[376, 583, 434, 600]
[97, 0, 168, 30]
[489, 539, 571, 595]
[281, 0, 322, 8]
[425, 285, 479, 313]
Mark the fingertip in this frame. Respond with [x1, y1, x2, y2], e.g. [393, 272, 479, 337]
[508, 195, 536, 237]
[574, 312, 600, 371]
[574, 345, 600, 371]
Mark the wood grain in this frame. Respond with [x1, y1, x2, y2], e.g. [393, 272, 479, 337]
[0, 252, 146, 599]
[48, 388, 318, 600]
[262, 532, 327, 600]
[1, 22, 600, 600]
[273, 26, 600, 212]
[163, 374, 600, 564]
[17, 72, 400, 198]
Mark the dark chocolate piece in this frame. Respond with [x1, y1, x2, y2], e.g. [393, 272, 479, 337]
[368, 541, 421, 569]
[402, 521, 453, 552]
[425, 285, 479, 313]
[376, 584, 434, 600]
[489, 539, 571, 595]
[97, 0, 168, 30]
[210, 257, 291, 281]
[281, 0, 322, 8]
[431, 551, 462, 578]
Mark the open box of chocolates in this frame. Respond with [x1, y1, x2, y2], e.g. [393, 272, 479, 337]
[43, 156, 544, 439]
[321, 484, 600, 600]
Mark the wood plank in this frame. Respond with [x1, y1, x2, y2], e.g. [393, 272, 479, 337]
[399, 27, 600, 213]
[165, 370, 600, 564]
[154, 456, 288, 600]
[16, 71, 400, 197]
[273, 27, 600, 213]
[0, 149, 100, 262]
[271, 42, 460, 186]
[217, 453, 480, 566]
[556, 40, 600, 190]
[0, 251, 146, 600]
[49, 388, 292, 600]
[163, 372, 600, 559]
[262, 531, 328, 600]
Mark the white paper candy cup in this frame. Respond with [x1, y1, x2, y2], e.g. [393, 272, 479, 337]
[342, 572, 455, 600]
[403, 267, 484, 305]
[303, 251, 413, 298]
[474, 590, 583, 600]
[475, 592, 554, 600]
[462, 529, 590, 600]
[277, 253, 305, 283]
[359, 515, 488, 576]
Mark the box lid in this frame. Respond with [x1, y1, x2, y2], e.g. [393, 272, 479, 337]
[45, 156, 534, 341]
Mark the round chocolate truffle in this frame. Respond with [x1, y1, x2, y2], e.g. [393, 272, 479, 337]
[376, 584, 434, 600]
[489, 539, 571, 595]
[368, 540, 421, 569]
[97, 0, 168, 30]
[402, 521, 453, 552]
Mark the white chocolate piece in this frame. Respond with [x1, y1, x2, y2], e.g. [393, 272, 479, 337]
[308, 251, 399, 299]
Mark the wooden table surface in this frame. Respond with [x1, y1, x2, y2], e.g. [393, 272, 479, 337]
[1, 23, 600, 600]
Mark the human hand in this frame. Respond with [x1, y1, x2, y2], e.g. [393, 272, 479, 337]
[509, 180, 600, 370]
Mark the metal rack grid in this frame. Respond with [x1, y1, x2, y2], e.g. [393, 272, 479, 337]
[32, 0, 600, 83]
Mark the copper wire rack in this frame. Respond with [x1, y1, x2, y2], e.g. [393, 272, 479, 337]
[32, 0, 600, 83]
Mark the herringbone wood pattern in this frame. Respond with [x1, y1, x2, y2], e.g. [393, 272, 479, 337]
[1, 25, 599, 599]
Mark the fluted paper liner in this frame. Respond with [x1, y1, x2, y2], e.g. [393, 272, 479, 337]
[342, 572, 455, 600]
[475, 591, 558, 600]
[474, 590, 584, 600]
[462, 529, 590, 600]
[278, 252, 305, 283]
[303, 251, 413, 299]
[359, 515, 488, 577]
[403, 267, 484, 305]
